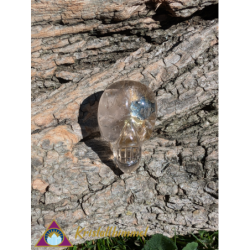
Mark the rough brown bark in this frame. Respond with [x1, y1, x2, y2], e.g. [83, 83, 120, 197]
[31, 0, 218, 248]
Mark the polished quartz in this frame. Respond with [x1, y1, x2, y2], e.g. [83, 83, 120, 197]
[98, 80, 157, 173]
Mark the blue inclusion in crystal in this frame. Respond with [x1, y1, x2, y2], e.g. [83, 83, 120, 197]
[130, 96, 155, 120]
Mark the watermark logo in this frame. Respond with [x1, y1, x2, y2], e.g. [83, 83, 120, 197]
[35, 220, 73, 247]
[75, 226, 149, 239]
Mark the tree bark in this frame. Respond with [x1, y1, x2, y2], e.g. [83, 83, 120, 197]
[31, 0, 218, 248]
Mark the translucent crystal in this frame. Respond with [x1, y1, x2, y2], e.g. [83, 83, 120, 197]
[112, 119, 141, 173]
[98, 80, 157, 173]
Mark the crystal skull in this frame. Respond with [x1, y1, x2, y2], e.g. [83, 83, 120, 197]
[98, 80, 157, 173]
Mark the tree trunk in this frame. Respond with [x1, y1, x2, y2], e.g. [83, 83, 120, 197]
[31, 0, 218, 248]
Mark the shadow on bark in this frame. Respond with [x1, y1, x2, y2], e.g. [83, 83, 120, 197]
[78, 91, 123, 176]
[147, 2, 218, 30]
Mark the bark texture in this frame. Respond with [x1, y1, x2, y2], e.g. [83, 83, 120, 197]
[31, 0, 218, 248]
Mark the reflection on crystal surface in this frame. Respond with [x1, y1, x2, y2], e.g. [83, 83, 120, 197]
[98, 80, 157, 173]
[130, 96, 155, 120]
